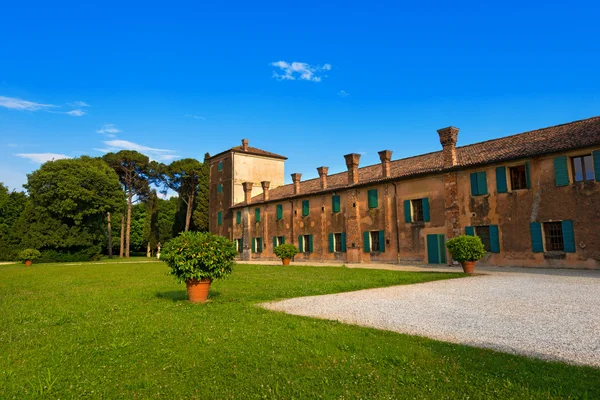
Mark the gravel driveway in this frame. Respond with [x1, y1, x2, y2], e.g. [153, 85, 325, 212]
[263, 269, 600, 367]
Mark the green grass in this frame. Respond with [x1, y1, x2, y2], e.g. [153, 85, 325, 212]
[0, 262, 598, 399]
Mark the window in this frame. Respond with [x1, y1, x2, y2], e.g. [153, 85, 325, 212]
[302, 200, 310, 217]
[367, 189, 378, 209]
[217, 211, 222, 226]
[332, 195, 341, 213]
[363, 230, 385, 253]
[236, 211, 241, 225]
[411, 199, 424, 222]
[275, 236, 285, 246]
[403, 198, 430, 223]
[572, 155, 594, 182]
[252, 237, 263, 253]
[370, 231, 380, 252]
[217, 161, 223, 171]
[509, 165, 528, 190]
[475, 226, 491, 252]
[217, 184, 223, 194]
[470, 171, 488, 196]
[298, 234, 313, 252]
[544, 222, 564, 251]
[255, 208, 260, 222]
[276, 204, 283, 220]
[334, 233, 342, 252]
[235, 238, 243, 253]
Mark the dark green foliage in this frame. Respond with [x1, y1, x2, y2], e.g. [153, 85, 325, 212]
[192, 153, 210, 232]
[158, 197, 178, 244]
[35, 247, 102, 263]
[144, 190, 160, 254]
[0, 183, 28, 260]
[17, 249, 41, 262]
[129, 203, 146, 251]
[1, 262, 597, 399]
[162, 231, 236, 282]
[273, 243, 299, 259]
[446, 235, 487, 262]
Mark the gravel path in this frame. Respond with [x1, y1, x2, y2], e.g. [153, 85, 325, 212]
[263, 269, 600, 367]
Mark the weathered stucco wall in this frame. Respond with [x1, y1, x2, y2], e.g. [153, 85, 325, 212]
[232, 153, 285, 204]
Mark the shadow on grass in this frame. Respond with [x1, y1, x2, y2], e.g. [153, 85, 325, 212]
[155, 290, 222, 302]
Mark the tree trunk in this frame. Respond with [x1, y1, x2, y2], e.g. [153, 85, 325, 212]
[119, 214, 125, 258]
[107, 212, 113, 259]
[126, 191, 133, 258]
[184, 191, 195, 232]
[146, 242, 151, 258]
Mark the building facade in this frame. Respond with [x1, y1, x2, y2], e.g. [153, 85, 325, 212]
[209, 117, 600, 269]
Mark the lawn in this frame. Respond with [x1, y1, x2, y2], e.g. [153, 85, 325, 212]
[1, 262, 598, 399]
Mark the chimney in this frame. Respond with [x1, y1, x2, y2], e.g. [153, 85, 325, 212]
[241, 139, 249, 152]
[242, 181, 253, 204]
[437, 127, 459, 168]
[344, 153, 361, 185]
[291, 173, 302, 194]
[261, 181, 270, 201]
[378, 150, 392, 178]
[317, 166, 329, 189]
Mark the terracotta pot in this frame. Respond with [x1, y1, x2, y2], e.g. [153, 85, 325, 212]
[24, 260, 33, 266]
[186, 278, 213, 303]
[461, 261, 476, 274]
[282, 258, 291, 266]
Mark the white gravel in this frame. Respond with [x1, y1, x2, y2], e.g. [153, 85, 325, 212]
[262, 269, 600, 367]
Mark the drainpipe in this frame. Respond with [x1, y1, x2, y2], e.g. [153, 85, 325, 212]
[392, 182, 401, 260]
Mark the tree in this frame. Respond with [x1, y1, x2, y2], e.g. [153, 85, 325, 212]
[20, 157, 124, 260]
[161, 158, 204, 232]
[143, 190, 159, 256]
[102, 151, 151, 257]
[0, 183, 28, 260]
[192, 153, 210, 232]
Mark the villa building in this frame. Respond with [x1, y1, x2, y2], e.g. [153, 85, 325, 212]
[208, 117, 600, 268]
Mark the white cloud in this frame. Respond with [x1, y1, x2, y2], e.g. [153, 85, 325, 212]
[98, 139, 179, 162]
[0, 95, 58, 111]
[338, 90, 349, 97]
[185, 114, 206, 120]
[15, 153, 70, 163]
[270, 61, 332, 82]
[96, 124, 121, 137]
[68, 101, 90, 107]
[65, 109, 85, 116]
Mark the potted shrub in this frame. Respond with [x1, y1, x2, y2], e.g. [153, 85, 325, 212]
[18, 249, 41, 266]
[161, 232, 236, 303]
[446, 235, 486, 273]
[273, 243, 299, 266]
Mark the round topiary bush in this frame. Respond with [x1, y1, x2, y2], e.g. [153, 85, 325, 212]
[18, 249, 41, 264]
[273, 243, 299, 260]
[446, 235, 486, 263]
[162, 231, 237, 283]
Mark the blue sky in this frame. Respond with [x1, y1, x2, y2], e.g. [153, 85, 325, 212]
[1, 0, 599, 191]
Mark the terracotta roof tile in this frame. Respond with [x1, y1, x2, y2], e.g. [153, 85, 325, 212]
[209, 145, 287, 160]
[233, 116, 600, 207]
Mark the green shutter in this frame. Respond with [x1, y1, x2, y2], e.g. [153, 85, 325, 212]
[530, 222, 543, 253]
[562, 220, 575, 253]
[276, 204, 283, 220]
[525, 162, 531, 189]
[281, 236, 285, 244]
[554, 156, 569, 186]
[332, 195, 340, 213]
[496, 166, 508, 193]
[470, 173, 479, 196]
[273, 236, 278, 250]
[489, 225, 500, 253]
[363, 231, 370, 252]
[427, 234, 439, 264]
[217, 211, 222, 226]
[251, 238, 256, 253]
[217, 161, 223, 171]
[217, 184, 223, 193]
[341, 233, 347, 252]
[465, 226, 474, 236]
[255, 208, 260, 222]
[403, 200, 412, 223]
[328, 233, 334, 253]
[378, 230, 385, 252]
[477, 171, 488, 195]
[302, 200, 309, 216]
[368, 189, 378, 209]
[258, 238, 263, 253]
[593, 150, 600, 182]
[298, 235, 303, 252]
[308, 235, 314, 253]
[422, 198, 430, 222]
[236, 211, 241, 225]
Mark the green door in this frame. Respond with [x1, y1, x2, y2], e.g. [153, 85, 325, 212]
[427, 234, 446, 264]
